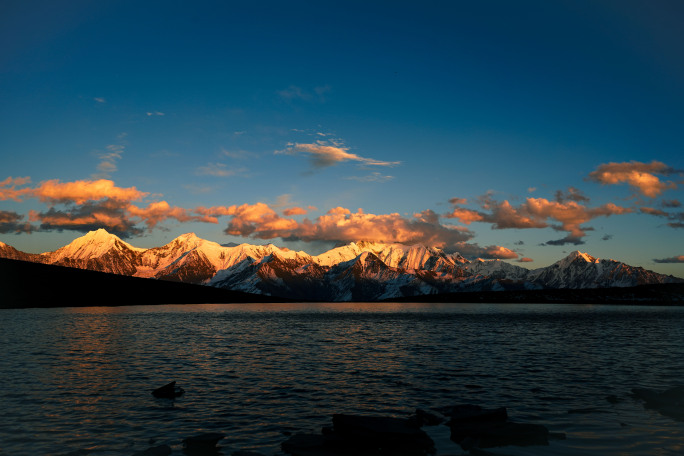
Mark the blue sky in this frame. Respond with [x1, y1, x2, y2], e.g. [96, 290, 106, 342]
[1, 0, 683, 276]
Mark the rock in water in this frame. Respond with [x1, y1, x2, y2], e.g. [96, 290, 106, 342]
[413, 408, 447, 426]
[437, 404, 508, 423]
[151, 381, 184, 399]
[632, 386, 684, 421]
[437, 404, 550, 449]
[450, 421, 549, 449]
[131, 445, 172, 456]
[183, 433, 225, 451]
[331, 413, 435, 453]
[282, 414, 435, 455]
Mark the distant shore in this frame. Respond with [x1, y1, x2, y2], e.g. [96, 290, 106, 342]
[1, 257, 682, 309]
[390, 282, 684, 305]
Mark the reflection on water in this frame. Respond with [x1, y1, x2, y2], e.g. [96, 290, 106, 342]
[1, 303, 683, 455]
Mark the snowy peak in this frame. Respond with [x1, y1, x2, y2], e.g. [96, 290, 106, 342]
[568, 250, 598, 263]
[552, 250, 599, 270]
[314, 241, 458, 272]
[46, 229, 142, 261]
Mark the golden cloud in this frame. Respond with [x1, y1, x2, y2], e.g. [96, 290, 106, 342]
[587, 160, 679, 197]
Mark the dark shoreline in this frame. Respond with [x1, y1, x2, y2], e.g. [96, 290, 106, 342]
[388, 282, 684, 305]
[2, 257, 682, 309]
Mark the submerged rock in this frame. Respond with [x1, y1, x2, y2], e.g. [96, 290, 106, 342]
[332, 414, 435, 453]
[282, 414, 435, 455]
[151, 381, 185, 399]
[632, 386, 684, 421]
[450, 421, 550, 449]
[436, 404, 553, 450]
[437, 405, 508, 424]
[413, 408, 447, 426]
[183, 433, 225, 452]
[131, 445, 172, 456]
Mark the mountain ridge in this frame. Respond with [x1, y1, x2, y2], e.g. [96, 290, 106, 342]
[1, 229, 681, 302]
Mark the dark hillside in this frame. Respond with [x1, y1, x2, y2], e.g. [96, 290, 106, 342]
[0, 257, 290, 309]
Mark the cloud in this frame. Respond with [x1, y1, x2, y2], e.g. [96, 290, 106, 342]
[283, 207, 309, 216]
[0, 176, 33, 202]
[639, 206, 684, 228]
[4, 175, 521, 259]
[3, 177, 224, 237]
[555, 187, 590, 203]
[30, 201, 143, 237]
[346, 172, 395, 183]
[93, 144, 125, 179]
[31, 179, 148, 205]
[587, 160, 680, 197]
[221, 203, 299, 238]
[445, 194, 632, 245]
[0, 210, 33, 234]
[94, 97, 106, 103]
[517, 257, 534, 263]
[278, 85, 331, 102]
[220, 148, 254, 160]
[214, 203, 499, 254]
[195, 163, 247, 177]
[146, 111, 165, 116]
[653, 255, 684, 264]
[449, 242, 518, 259]
[277, 140, 400, 170]
[126, 201, 217, 229]
[29, 196, 219, 237]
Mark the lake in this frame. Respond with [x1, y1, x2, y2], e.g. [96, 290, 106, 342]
[1, 302, 683, 455]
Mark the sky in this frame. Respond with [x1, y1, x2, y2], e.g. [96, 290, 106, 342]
[1, 0, 683, 276]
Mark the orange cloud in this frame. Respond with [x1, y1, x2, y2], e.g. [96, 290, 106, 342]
[283, 206, 308, 216]
[220, 204, 478, 251]
[451, 242, 519, 260]
[222, 202, 299, 237]
[32, 179, 148, 204]
[587, 160, 679, 197]
[29, 199, 142, 237]
[0, 176, 33, 202]
[446, 195, 632, 245]
[127, 201, 218, 228]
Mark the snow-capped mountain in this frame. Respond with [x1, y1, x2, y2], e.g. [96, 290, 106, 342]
[1, 229, 681, 301]
[526, 250, 676, 289]
[464, 258, 531, 281]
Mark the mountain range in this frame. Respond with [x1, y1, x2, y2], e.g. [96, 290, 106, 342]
[1, 229, 681, 302]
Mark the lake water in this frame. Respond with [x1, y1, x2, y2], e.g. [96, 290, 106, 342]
[1, 302, 683, 455]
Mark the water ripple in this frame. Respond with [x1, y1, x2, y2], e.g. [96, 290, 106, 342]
[1, 303, 683, 455]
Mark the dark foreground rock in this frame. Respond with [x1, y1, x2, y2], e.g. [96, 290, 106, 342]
[425, 404, 558, 450]
[183, 433, 225, 452]
[151, 381, 185, 399]
[282, 414, 435, 455]
[632, 386, 684, 421]
[131, 445, 171, 456]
